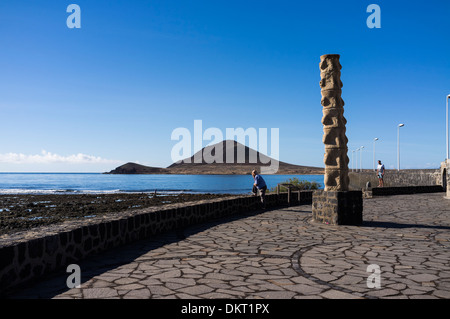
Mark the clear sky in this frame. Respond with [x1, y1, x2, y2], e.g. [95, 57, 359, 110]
[1, 0, 449, 172]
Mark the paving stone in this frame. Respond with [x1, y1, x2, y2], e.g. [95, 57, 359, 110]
[365, 289, 400, 297]
[94, 274, 126, 283]
[387, 283, 407, 290]
[114, 278, 140, 285]
[160, 277, 196, 286]
[432, 290, 450, 298]
[83, 288, 119, 299]
[6, 193, 450, 300]
[151, 269, 182, 279]
[178, 284, 214, 295]
[175, 293, 201, 299]
[294, 295, 323, 299]
[331, 275, 364, 285]
[235, 266, 267, 275]
[205, 272, 243, 281]
[267, 279, 294, 286]
[115, 283, 145, 290]
[194, 266, 215, 274]
[409, 295, 438, 299]
[403, 288, 428, 296]
[91, 280, 113, 288]
[313, 273, 338, 282]
[257, 283, 285, 291]
[321, 290, 363, 299]
[200, 292, 234, 298]
[407, 274, 439, 283]
[234, 286, 254, 293]
[251, 291, 297, 299]
[122, 288, 151, 299]
[216, 288, 246, 297]
[263, 258, 289, 264]
[284, 284, 324, 295]
[147, 285, 175, 296]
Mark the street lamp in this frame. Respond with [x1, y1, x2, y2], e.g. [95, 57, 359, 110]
[360, 146, 365, 172]
[352, 149, 355, 172]
[447, 95, 450, 160]
[397, 124, 405, 171]
[373, 138, 379, 171]
[356, 147, 361, 172]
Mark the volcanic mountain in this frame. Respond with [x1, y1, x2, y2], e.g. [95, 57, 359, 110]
[106, 162, 169, 174]
[106, 140, 324, 175]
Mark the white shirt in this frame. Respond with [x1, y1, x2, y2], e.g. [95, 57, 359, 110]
[377, 164, 385, 173]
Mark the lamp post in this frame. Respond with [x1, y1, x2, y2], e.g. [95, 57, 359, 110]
[447, 95, 450, 161]
[397, 124, 405, 171]
[360, 146, 364, 172]
[373, 138, 379, 171]
[355, 147, 361, 172]
[352, 150, 355, 172]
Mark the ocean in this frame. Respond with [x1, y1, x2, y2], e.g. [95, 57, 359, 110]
[0, 173, 324, 195]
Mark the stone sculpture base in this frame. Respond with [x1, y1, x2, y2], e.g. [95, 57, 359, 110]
[312, 190, 363, 225]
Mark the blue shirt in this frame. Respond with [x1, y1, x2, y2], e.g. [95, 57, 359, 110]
[254, 174, 267, 189]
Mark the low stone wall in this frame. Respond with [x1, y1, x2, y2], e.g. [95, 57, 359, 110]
[371, 185, 444, 196]
[0, 191, 311, 295]
[349, 169, 442, 190]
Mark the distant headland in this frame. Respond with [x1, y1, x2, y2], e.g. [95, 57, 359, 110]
[105, 140, 324, 175]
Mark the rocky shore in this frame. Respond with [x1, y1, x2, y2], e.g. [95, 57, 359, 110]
[0, 193, 232, 236]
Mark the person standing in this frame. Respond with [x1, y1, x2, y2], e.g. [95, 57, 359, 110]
[252, 170, 267, 209]
[377, 160, 385, 187]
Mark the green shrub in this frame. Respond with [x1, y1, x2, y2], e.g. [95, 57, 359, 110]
[269, 177, 320, 193]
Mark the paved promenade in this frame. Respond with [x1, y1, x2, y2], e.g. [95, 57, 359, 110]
[8, 193, 450, 299]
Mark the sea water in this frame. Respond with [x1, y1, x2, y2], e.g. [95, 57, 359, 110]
[0, 173, 324, 195]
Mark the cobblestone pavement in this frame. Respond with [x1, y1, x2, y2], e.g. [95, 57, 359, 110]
[8, 193, 450, 299]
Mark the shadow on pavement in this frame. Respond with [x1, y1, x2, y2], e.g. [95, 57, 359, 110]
[6, 206, 294, 299]
[363, 220, 450, 230]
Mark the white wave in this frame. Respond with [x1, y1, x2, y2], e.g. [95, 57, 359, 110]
[0, 189, 67, 195]
[0, 189, 123, 195]
[77, 189, 123, 194]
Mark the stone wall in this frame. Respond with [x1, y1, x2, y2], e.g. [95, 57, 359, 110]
[349, 169, 442, 190]
[371, 185, 444, 196]
[0, 191, 312, 295]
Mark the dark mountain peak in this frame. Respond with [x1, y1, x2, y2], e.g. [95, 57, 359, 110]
[106, 162, 168, 174]
[169, 139, 273, 167]
[106, 140, 324, 175]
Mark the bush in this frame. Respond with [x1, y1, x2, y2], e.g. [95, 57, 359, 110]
[270, 177, 320, 193]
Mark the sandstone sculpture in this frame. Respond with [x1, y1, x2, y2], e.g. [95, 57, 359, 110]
[319, 54, 349, 191]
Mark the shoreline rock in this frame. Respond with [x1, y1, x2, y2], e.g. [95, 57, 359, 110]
[0, 193, 232, 236]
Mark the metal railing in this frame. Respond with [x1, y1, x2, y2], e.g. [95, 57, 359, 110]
[276, 183, 302, 205]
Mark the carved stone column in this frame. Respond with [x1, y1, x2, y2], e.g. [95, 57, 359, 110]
[312, 54, 363, 226]
[319, 54, 349, 191]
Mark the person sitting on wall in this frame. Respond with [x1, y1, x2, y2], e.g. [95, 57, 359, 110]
[377, 160, 385, 187]
[252, 170, 267, 209]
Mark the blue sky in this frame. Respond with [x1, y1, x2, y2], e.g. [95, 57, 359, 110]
[1, 0, 449, 172]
